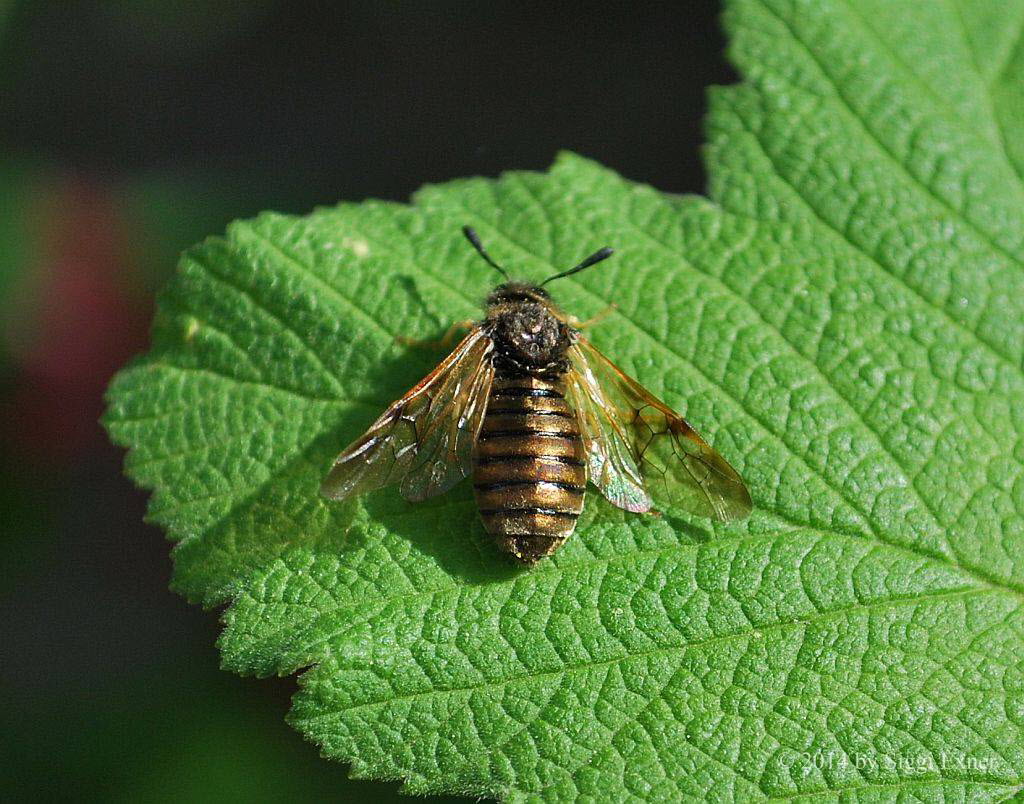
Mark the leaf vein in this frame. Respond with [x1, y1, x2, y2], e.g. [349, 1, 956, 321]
[301, 587, 1001, 722]
[754, 0, 1024, 264]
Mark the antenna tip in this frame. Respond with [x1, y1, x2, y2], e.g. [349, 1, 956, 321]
[462, 225, 485, 249]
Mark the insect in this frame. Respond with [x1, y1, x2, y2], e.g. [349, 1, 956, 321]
[321, 227, 752, 564]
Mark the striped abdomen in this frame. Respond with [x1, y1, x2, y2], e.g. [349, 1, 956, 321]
[472, 372, 586, 563]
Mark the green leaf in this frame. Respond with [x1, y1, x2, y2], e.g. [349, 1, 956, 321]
[104, 0, 1024, 799]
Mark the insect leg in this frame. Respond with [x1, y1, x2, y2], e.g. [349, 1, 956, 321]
[397, 319, 476, 349]
[569, 303, 618, 330]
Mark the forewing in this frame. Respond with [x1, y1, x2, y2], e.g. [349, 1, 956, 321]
[568, 337, 752, 521]
[320, 328, 494, 503]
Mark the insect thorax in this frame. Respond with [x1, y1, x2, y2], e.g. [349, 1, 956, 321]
[485, 284, 573, 374]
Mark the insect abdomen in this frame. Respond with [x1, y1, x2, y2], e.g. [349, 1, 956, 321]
[472, 373, 587, 563]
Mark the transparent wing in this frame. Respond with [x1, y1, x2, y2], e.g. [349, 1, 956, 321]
[565, 350, 652, 513]
[321, 327, 494, 503]
[567, 337, 752, 521]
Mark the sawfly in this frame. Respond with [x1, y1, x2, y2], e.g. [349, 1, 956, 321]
[321, 227, 752, 564]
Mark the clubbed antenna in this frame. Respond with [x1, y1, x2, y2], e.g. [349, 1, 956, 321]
[462, 226, 510, 280]
[540, 246, 614, 286]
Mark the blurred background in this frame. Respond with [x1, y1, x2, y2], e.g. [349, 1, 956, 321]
[0, 2, 730, 800]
